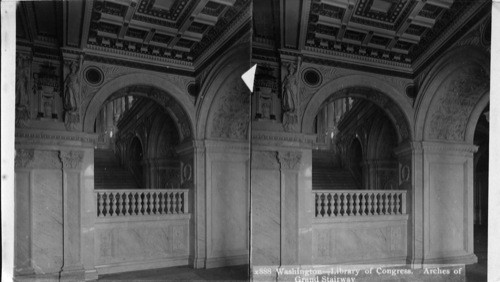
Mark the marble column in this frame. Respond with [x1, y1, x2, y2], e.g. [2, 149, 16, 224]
[251, 131, 314, 271]
[395, 141, 477, 268]
[14, 129, 98, 280]
[59, 150, 85, 279]
[193, 140, 206, 268]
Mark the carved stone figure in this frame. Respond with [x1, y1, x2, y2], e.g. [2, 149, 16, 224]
[16, 56, 30, 109]
[64, 60, 81, 112]
[281, 63, 298, 113]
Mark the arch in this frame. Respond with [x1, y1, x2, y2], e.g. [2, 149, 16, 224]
[465, 94, 490, 144]
[302, 75, 413, 144]
[195, 42, 251, 139]
[414, 46, 490, 141]
[83, 73, 195, 140]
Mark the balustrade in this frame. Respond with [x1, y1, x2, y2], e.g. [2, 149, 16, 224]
[95, 189, 189, 217]
[314, 190, 407, 218]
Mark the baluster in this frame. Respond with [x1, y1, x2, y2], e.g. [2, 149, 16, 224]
[320, 193, 325, 217]
[367, 193, 373, 215]
[132, 193, 138, 215]
[388, 193, 393, 214]
[339, 193, 347, 216]
[96, 193, 102, 217]
[168, 192, 175, 214]
[124, 193, 131, 215]
[160, 192, 166, 214]
[104, 193, 111, 216]
[334, 193, 339, 216]
[110, 193, 116, 216]
[375, 193, 379, 215]
[138, 193, 144, 215]
[326, 193, 332, 217]
[360, 193, 365, 216]
[381, 192, 389, 215]
[179, 192, 186, 213]
[166, 192, 171, 214]
[385, 193, 390, 215]
[395, 193, 401, 214]
[349, 193, 355, 216]
[153, 192, 158, 215]
[177, 193, 181, 213]
[315, 193, 319, 217]
[158, 192, 164, 214]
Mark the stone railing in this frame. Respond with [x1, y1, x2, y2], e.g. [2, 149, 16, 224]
[314, 190, 407, 218]
[95, 189, 188, 217]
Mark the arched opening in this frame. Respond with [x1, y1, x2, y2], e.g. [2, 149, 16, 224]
[469, 104, 489, 279]
[129, 136, 144, 187]
[312, 97, 401, 191]
[348, 137, 363, 188]
[90, 85, 195, 273]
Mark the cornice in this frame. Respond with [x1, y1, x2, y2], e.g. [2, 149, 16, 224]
[394, 140, 478, 156]
[193, 4, 251, 69]
[252, 130, 316, 149]
[15, 129, 98, 147]
[84, 46, 194, 71]
[302, 47, 412, 74]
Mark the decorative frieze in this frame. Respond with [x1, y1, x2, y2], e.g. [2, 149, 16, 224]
[277, 151, 302, 170]
[15, 149, 34, 169]
[59, 151, 84, 170]
[210, 78, 250, 140]
[428, 65, 488, 141]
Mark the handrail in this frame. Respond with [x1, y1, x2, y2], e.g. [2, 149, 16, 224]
[95, 189, 189, 217]
[313, 190, 407, 218]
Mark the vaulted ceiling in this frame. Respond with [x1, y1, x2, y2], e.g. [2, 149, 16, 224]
[252, 0, 490, 75]
[16, 0, 251, 71]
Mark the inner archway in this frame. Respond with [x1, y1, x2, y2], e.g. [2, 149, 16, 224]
[312, 97, 401, 191]
[90, 85, 196, 274]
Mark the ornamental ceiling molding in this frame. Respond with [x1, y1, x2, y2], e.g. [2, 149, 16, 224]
[85, 0, 249, 67]
[193, 4, 251, 68]
[412, 0, 488, 72]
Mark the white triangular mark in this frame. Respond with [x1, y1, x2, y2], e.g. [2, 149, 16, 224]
[241, 64, 257, 93]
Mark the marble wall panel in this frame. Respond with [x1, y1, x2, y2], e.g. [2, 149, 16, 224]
[283, 171, 298, 264]
[210, 161, 248, 257]
[95, 220, 189, 265]
[312, 220, 407, 264]
[66, 172, 81, 266]
[252, 169, 280, 266]
[32, 170, 63, 274]
[429, 162, 465, 257]
[14, 171, 31, 274]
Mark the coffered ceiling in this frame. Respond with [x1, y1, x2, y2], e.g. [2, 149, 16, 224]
[253, 0, 490, 74]
[17, 0, 251, 70]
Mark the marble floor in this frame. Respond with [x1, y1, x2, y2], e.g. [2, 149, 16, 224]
[98, 226, 487, 281]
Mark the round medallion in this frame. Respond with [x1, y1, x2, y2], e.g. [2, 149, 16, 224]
[302, 68, 322, 88]
[84, 67, 104, 86]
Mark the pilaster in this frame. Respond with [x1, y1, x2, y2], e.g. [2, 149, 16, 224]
[395, 140, 478, 268]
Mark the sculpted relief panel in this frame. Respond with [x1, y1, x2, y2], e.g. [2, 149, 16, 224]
[210, 78, 250, 139]
[428, 65, 488, 141]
